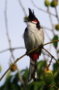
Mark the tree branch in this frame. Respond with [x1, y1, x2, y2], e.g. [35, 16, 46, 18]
[0, 40, 59, 80]
[4, 0, 15, 61]
[55, 7, 59, 23]
[4, 0, 26, 87]
[18, 0, 27, 16]
[43, 47, 59, 63]
[31, 0, 56, 17]
[0, 47, 25, 54]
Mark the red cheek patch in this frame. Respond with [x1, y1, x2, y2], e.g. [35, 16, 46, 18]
[33, 20, 38, 23]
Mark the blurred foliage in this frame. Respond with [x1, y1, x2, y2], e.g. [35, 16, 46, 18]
[52, 35, 58, 48]
[1, 60, 59, 90]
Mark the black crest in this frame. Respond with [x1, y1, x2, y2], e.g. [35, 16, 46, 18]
[28, 8, 38, 22]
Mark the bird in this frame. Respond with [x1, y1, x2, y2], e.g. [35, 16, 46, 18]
[23, 8, 44, 82]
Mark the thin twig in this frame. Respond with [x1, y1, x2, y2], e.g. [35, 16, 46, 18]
[0, 40, 59, 80]
[42, 50, 50, 57]
[0, 47, 25, 54]
[42, 25, 52, 31]
[14, 54, 26, 64]
[18, 0, 27, 16]
[47, 56, 53, 70]
[44, 39, 59, 46]
[0, 67, 10, 81]
[44, 29, 51, 40]
[4, 0, 26, 87]
[43, 47, 59, 63]
[51, 85, 59, 90]
[55, 7, 59, 23]
[4, 0, 15, 60]
[47, 7, 55, 35]
[0, 54, 26, 81]
[31, 0, 56, 17]
[17, 68, 27, 90]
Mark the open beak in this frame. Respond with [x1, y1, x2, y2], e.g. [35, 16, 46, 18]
[24, 16, 28, 22]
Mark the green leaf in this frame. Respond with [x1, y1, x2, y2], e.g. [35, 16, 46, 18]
[28, 81, 45, 90]
[52, 35, 58, 48]
[34, 81, 45, 90]
[37, 60, 46, 70]
[37, 61, 46, 80]
[53, 59, 59, 72]
[57, 50, 59, 53]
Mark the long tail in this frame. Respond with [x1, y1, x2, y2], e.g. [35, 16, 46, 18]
[28, 59, 38, 82]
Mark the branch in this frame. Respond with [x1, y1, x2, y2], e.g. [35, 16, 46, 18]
[42, 25, 52, 31]
[18, 0, 27, 16]
[51, 85, 59, 90]
[44, 39, 59, 46]
[55, 7, 59, 23]
[0, 67, 10, 81]
[4, 0, 15, 60]
[47, 7, 55, 35]
[0, 40, 59, 80]
[44, 29, 51, 40]
[17, 68, 27, 90]
[0, 47, 25, 54]
[4, 0, 26, 87]
[0, 54, 26, 81]
[43, 47, 59, 63]
[31, 0, 56, 17]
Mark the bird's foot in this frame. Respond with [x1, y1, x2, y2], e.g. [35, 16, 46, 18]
[39, 44, 43, 49]
[26, 50, 29, 56]
[38, 44, 43, 55]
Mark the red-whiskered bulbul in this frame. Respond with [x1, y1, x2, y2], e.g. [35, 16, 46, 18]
[23, 8, 44, 82]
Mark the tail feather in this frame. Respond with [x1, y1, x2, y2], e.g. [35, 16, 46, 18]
[28, 59, 38, 82]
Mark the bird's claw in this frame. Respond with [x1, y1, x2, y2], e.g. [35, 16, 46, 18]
[26, 51, 29, 56]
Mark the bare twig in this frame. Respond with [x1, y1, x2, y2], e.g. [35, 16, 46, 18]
[0, 47, 25, 54]
[0, 67, 10, 81]
[44, 29, 51, 40]
[55, 7, 59, 23]
[51, 85, 59, 89]
[47, 56, 53, 70]
[17, 68, 27, 90]
[42, 25, 52, 31]
[14, 54, 26, 63]
[42, 50, 51, 57]
[4, 0, 26, 87]
[18, 0, 27, 16]
[47, 7, 55, 35]
[44, 39, 59, 46]
[43, 47, 59, 63]
[4, 0, 15, 60]
[31, 0, 56, 17]
[0, 40, 59, 80]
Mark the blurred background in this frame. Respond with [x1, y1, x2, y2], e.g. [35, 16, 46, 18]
[0, 0, 59, 89]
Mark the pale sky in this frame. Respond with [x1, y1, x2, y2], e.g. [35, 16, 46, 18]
[0, 0, 59, 86]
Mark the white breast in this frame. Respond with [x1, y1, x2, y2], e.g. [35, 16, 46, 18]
[24, 22, 44, 50]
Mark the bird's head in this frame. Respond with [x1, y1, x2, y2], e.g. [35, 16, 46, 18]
[24, 8, 39, 24]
